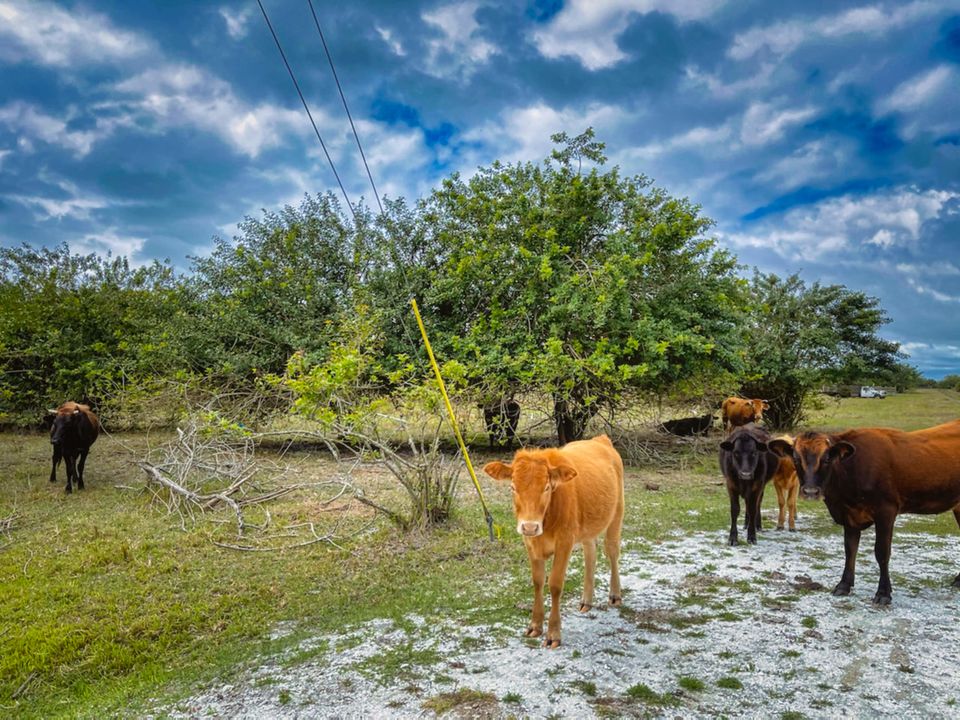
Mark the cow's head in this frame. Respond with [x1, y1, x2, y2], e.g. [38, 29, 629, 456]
[49, 406, 81, 445]
[769, 432, 854, 500]
[751, 399, 770, 422]
[483, 450, 577, 537]
[720, 427, 769, 481]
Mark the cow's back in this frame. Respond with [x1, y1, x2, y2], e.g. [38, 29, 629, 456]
[836, 421, 960, 508]
[554, 435, 623, 538]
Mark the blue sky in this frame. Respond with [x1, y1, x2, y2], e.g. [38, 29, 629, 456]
[1, 0, 959, 377]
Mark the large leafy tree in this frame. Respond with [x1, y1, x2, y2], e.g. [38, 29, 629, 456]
[740, 272, 901, 428]
[418, 129, 745, 443]
[0, 243, 186, 424]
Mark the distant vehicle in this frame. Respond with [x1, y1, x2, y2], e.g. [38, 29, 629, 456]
[860, 386, 887, 399]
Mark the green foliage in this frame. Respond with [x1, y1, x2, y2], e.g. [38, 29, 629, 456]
[419, 129, 745, 441]
[740, 273, 901, 429]
[0, 243, 191, 426]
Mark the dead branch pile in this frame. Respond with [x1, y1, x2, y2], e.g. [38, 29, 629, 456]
[0, 513, 20, 550]
[137, 423, 365, 550]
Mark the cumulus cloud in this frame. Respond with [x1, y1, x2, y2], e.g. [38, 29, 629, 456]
[421, 1, 497, 78]
[74, 230, 148, 261]
[723, 187, 959, 260]
[729, 1, 949, 61]
[0, 101, 126, 157]
[531, 0, 723, 70]
[112, 64, 307, 157]
[0, 0, 150, 67]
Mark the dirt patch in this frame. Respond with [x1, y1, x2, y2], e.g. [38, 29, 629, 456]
[156, 523, 960, 718]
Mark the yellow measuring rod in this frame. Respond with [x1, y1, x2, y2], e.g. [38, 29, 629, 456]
[410, 298, 497, 541]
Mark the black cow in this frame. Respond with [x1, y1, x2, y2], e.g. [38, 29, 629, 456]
[482, 399, 521, 449]
[719, 423, 779, 545]
[658, 413, 714, 436]
[49, 402, 100, 493]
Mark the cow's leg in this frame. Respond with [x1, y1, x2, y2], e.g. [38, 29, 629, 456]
[833, 525, 861, 596]
[788, 482, 799, 531]
[50, 445, 62, 483]
[64, 454, 77, 494]
[775, 482, 787, 530]
[77, 448, 89, 490]
[745, 489, 758, 544]
[873, 515, 895, 605]
[525, 556, 545, 639]
[545, 542, 574, 648]
[580, 539, 596, 611]
[728, 490, 740, 546]
[952, 509, 960, 587]
[605, 512, 623, 607]
[754, 486, 764, 532]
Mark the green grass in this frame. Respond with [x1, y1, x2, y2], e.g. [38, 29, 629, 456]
[421, 688, 497, 714]
[625, 682, 679, 706]
[678, 675, 706, 692]
[1, 389, 954, 716]
[716, 676, 744, 690]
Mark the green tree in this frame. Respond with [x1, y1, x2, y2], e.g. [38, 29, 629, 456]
[418, 129, 745, 443]
[0, 243, 187, 425]
[740, 273, 901, 429]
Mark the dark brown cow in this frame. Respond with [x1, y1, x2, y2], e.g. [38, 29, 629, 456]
[484, 435, 624, 648]
[720, 423, 779, 545]
[770, 420, 960, 605]
[49, 401, 100, 493]
[721, 397, 768, 433]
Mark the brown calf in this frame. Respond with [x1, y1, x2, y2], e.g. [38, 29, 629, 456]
[770, 420, 960, 605]
[771, 435, 799, 531]
[484, 435, 624, 648]
[721, 397, 768, 432]
[49, 401, 100, 493]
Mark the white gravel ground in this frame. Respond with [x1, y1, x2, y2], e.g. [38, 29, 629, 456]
[157, 518, 960, 719]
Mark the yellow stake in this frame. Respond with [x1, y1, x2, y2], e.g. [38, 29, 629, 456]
[410, 298, 495, 540]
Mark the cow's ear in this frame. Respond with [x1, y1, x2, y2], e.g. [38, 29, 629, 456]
[720, 440, 734, 451]
[73, 408, 81, 415]
[827, 441, 855, 463]
[47, 408, 57, 415]
[755, 441, 768, 453]
[768, 439, 793, 457]
[483, 461, 513, 481]
[548, 461, 578, 486]
[761, 401, 770, 410]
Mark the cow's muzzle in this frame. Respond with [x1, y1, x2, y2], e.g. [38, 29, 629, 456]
[738, 471, 753, 481]
[801, 486, 822, 500]
[518, 521, 543, 537]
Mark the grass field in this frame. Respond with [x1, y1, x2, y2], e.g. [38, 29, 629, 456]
[1, 389, 958, 717]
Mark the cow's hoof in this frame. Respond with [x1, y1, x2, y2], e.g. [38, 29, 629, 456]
[747, 536, 757, 545]
[832, 582, 852, 596]
[609, 595, 622, 607]
[729, 537, 738, 547]
[78, 484, 85, 491]
[64, 486, 72, 494]
[524, 626, 542, 638]
[776, 525, 785, 531]
[579, 603, 592, 612]
[789, 528, 797, 533]
[951, 574, 960, 589]
[872, 593, 892, 606]
[543, 638, 561, 649]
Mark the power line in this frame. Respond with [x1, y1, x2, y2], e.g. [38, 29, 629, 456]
[306, 0, 384, 215]
[255, 0, 356, 221]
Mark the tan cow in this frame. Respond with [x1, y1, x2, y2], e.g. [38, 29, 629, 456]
[771, 435, 799, 531]
[484, 434, 624, 648]
[722, 397, 769, 432]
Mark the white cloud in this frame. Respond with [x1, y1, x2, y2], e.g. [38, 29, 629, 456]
[876, 64, 957, 115]
[755, 139, 856, 191]
[740, 102, 817, 146]
[7, 176, 134, 222]
[626, 122, 733, 161]
[722, 187, 959, 260]
[896, 261, 960, 277]
[905, 278, 960, 303]
[422, 1, 497, 78]
[0, 102, 122, 157]
[74, 230, 148, 261]
[531, 0, 723, 70]
[0, 0, 150, 67]
[112, 64, 307, 157]
[463, 102, 626, 165]
[376, 26, 405, 56]
[219, 6, 253, 40]
[683, 63, 777, 100]
[729, 1, 949, 61]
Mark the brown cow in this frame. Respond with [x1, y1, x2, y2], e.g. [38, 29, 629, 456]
[770, 420, 960, 605]
[771, 435, 799, 531]
[483, 435, 624, 648]
[721, 397, 768, 432]
[49, 402, 100, 493]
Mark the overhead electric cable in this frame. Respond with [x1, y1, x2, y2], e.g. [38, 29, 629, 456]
[256, 0, 356, 221]
[306, 0, 384, 215]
